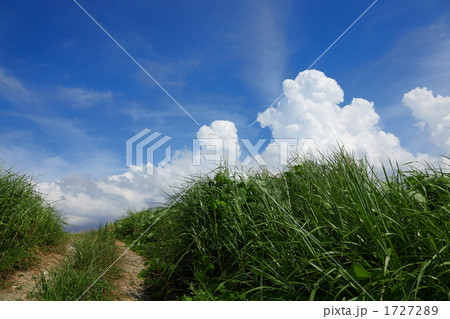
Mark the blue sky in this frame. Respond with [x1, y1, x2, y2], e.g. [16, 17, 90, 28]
[1, 0, 449, 229]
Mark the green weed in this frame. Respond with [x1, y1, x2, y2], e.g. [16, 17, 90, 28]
[115, 150, 449, 300]
[32, 225, 120, 301]
[0, 164, 65, 274]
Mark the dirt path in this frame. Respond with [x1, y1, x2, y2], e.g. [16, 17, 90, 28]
[0, 246, 68, 301]
[0, 240, 146, 301]
[111, 240, 146, 301]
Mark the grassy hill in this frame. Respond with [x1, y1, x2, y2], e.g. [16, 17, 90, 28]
[2, 150, 448, 301]
[0, 165, 65, 274]
[115, 150, 450, 301]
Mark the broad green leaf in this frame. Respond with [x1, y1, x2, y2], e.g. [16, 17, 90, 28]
[352, 263, 370, 280]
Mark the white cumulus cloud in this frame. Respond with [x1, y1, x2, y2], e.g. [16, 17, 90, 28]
[39, 121, 239, 230]
[257, 69, 432, 165]
[196, 120, 241, 166]
[402, 87, 450, 152]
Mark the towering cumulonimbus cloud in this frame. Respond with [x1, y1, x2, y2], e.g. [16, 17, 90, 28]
[258, 69, 432, 165]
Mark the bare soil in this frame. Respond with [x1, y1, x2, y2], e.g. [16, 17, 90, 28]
[111, 240, 146, 301]
[0, 246, 68, 301]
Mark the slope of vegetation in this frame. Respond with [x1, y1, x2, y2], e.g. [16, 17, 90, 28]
[32, 226, 120, 301]
[0, 164, 65, 274]
[115, 150, 450, 301]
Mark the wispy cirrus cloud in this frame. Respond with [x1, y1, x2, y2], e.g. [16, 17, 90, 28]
[417, 23, 450, 94]
[56, 86, 114, 108]
[0, 67, 122, 181]
[138, 58, 202, 89]
[350, 19, 450, 97]
[0, 68, 34, 105]
[0, 66, 115, 109]
[227, 0, 291, 101]
[0, 114, 122, 182]
[388, 21, 450, 96]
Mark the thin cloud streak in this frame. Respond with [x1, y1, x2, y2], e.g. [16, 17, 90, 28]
[227, 0, 290, 101]
[0, 68, 34, 105]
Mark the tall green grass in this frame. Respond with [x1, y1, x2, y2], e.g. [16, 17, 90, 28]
[32, 225, 120, 301]
[115, 150, 449, 300]
[0, 164, 65, 273]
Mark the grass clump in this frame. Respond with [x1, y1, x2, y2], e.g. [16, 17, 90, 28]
[32, 225, 120, 301]
[115, 150, 449, 301]
[0, 164, 65, 274]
